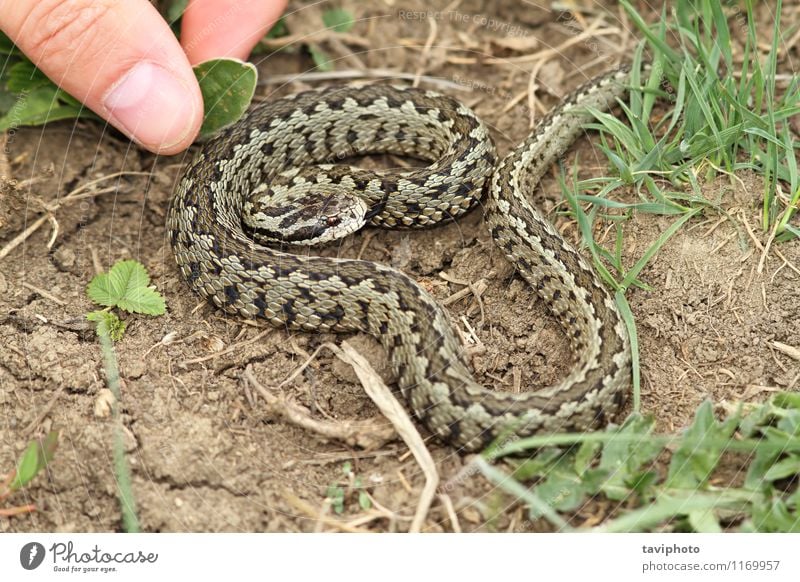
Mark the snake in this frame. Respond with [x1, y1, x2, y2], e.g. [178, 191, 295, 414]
[167, 66, 635, 452]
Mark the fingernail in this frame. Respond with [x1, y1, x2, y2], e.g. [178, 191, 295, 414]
[103, 61, 197, 152]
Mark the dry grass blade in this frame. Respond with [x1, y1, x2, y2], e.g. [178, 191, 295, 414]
[0, 214, 48, 261]
[337, 341, 439, 533]
[242, 364, 396, 449]
[282, 490, 370, 533]
[772, 341, 800, 362]
[180, 329, 272, 366]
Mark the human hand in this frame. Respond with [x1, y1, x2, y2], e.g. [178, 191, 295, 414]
[0, 0, 287, 154]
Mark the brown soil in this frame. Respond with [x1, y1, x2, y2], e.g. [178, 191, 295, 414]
[1, 1, 799, 532]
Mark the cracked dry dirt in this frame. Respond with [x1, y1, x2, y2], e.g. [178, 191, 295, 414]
[2, 1, 799, 532]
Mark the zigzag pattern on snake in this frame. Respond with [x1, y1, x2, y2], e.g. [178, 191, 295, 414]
[167, 67, 634, 452]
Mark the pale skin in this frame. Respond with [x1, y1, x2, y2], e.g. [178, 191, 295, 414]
[0, 0, 288, 154]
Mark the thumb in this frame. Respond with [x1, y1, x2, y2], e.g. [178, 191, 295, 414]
[0, 0, 203, 154]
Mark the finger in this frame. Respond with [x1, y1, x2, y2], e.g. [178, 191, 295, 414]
[180, 0, 287, 64]
[0, 0, 203, 154]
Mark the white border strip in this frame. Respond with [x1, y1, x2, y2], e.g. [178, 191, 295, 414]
[1, 533, 796, 581]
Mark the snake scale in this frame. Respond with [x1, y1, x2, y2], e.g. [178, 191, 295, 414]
[167, 66, 634, 452]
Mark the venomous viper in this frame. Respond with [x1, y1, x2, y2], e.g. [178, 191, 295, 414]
[167, 66, 635, 452]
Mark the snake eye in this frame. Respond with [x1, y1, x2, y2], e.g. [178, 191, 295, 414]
[326, 216, 341, 227]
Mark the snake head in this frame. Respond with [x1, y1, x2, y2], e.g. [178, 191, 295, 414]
[244, 182, 370, 246]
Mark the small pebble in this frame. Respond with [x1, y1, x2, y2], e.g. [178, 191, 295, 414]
[93, 388, 115, 418]
[53, 247, 76, 268]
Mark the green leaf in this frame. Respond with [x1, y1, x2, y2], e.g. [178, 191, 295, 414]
[739, 398, 779, 438]
[597, 414, 660, 500]
[116, 286, 166, 316]
[7, 61, 53, 93]
[0, 92, 16, 117]
[87, 310, 127, 341]
[358, 491, 372, 511]
[265, 16, 288, 39]
[774, 392, 800, 411]
[508, 448, 562, 480]
[326, 485, 345, 514]
[749, 498, 800, 533]
[628, 470, 658, 497]
[0, 86, 86, 131]
[600, 415, 658, 467]
[86, 260, 166, 316]
[11, 442, 40, 490]
[780, 223, 800, 241]
[194, 58, 257, 137]
[0, 30, 19, 55]
[87, 275, 120, 308]
[574, 440, 601, 474]
[56, 89, 85, 109]
[323, 8, 355, 33]
[744, 447, 781, 490]
[601, 491, 748, 533]
[10, 431, 59, 490]
[167, 0, 189, 22]
[308, 45, 334, 72]
[688, 508, 722, 533]
[776, 410, 800, 437]
[666, 400, 739, 489]
[88, 260, 148, 307]
[763, 456, 800, 482]
[533, 458, 586, 512]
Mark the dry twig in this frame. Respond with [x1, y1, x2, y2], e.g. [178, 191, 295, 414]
[337, 341, 439, 533]
[242, 363, 396, 450]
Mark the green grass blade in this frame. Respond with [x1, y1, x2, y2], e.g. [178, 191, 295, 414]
[99, 334, 140, 533]
[615, 291, 640, 412]
[621, 208, 701, 291]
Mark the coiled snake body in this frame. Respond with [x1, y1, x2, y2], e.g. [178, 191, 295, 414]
[168, 68, 634, 452]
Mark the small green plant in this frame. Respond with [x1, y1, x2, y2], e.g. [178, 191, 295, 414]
[478, 393, 800, 532]
[1, 431, 59, 518]
[84, 261, 156, 531]
[86, 259, 166, 341]
[325, 462, 372, 515]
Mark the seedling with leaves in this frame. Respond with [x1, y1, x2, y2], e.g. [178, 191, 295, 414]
[83, 261, 148, 530]
[325, 462, 372, 515]
[86, 260, 166, 341]
[1, 431, 58, 518]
